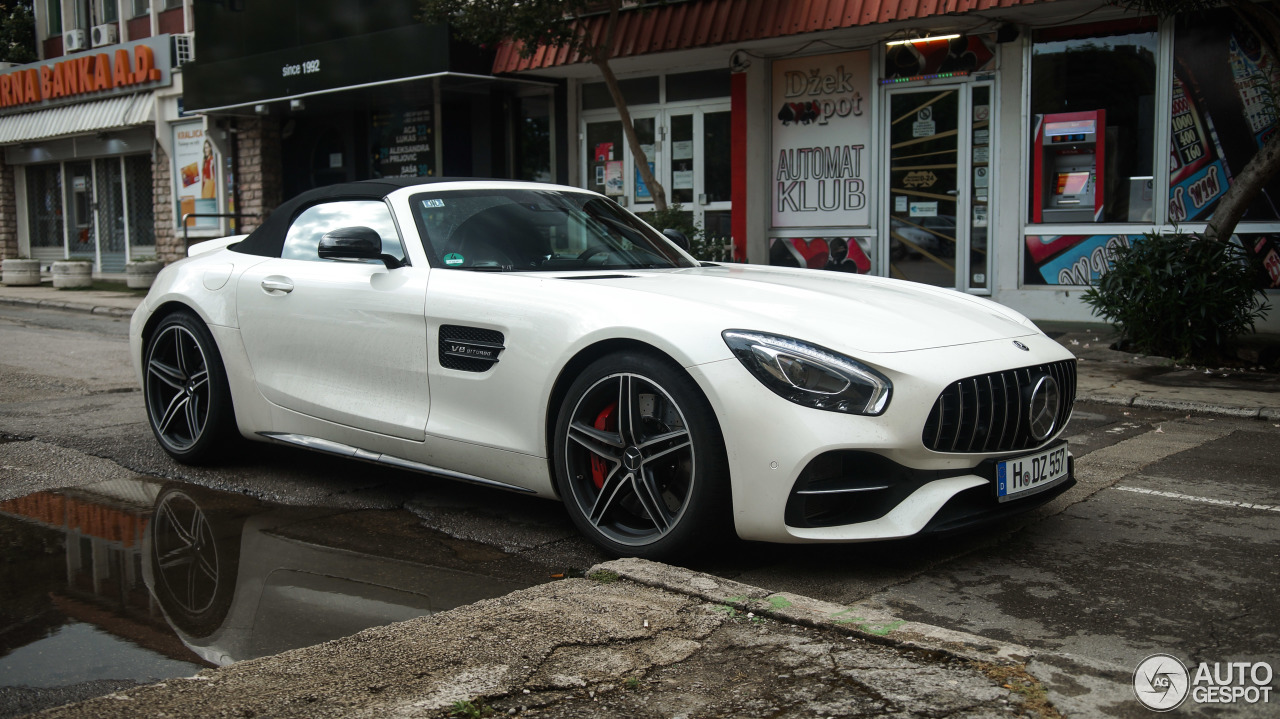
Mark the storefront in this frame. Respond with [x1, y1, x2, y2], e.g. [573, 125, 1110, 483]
[181, 0, 567, 231]
[494, 0, 1279, 329]
[0, 35, 172, 272]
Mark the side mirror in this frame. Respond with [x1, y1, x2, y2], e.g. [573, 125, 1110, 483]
[662, 227, 690, 252]
[318, 227, 402, 268]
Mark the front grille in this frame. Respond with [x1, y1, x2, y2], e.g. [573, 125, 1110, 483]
[922, 359, 1076, 453]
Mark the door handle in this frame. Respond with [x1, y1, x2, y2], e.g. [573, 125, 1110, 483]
[261, 277, 294, 294]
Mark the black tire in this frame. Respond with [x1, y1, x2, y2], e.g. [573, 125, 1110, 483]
[149, 485, 252, 638]
[143, 310, 236, 464]
[553, 351, 731, 560]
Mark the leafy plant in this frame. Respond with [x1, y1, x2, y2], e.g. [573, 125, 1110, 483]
[1081, 231, 1270, 363]
[449, 698, 490, 718]
[640, 204, 736, 263]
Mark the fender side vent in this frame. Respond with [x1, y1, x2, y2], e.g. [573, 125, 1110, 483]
[439, 325, 505, 372]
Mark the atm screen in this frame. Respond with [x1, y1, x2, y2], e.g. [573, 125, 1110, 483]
[1055, 171, 1091, 196]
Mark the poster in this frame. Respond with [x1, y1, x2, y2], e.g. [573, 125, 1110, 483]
[772, 50, 872, 228]
[1170, 10, 1280, 222]
[172, 121, 218, 231]
[604, 161, 623, 195]
[372, 109, 434, 178]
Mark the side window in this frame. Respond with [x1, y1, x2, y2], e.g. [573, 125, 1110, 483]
[280, 200, 406, 263]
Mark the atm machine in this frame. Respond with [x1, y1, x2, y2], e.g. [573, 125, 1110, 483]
[1032, 110, 1105, 223]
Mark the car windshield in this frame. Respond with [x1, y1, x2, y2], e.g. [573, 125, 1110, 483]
[409, 188, 696, 272]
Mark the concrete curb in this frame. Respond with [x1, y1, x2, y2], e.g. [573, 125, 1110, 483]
[0, 294, 134, 318]
[1077, 391, 1280, 421]
[595, 558, 1138, 717]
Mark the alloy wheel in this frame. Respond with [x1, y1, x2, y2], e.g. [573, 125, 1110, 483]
[563, 372, 696, 547]
[146, 324, 211, 452]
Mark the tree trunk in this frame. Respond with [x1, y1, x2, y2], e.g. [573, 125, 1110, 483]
[594, 56, 668, 211]
[1205, 129, 1280, 242]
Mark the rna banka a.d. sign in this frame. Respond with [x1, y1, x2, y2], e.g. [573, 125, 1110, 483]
[772, 50, 871, 228]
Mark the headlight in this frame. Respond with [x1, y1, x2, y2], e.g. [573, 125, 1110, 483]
[722, 330, 892, 415]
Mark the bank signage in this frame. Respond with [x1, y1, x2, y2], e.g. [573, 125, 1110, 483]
[772, 50, 872, 229]
[0, 35, 172, 115]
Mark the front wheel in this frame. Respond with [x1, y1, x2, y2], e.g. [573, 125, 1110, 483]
[143, 311, 236, 464]
[553, 352, 730, 559]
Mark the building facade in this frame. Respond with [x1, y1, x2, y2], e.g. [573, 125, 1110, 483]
[0, 0, 199, 271]
[493, 0, 1280, 328]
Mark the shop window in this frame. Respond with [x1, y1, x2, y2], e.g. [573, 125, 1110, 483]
[581, 77, 659, 110]
[1169, 9, 1280, 223]
[1028, 20, 1158, 224]
[666, 69, 729, 102]
[704, 110, 731, 204]
[515, 95, 552, 183]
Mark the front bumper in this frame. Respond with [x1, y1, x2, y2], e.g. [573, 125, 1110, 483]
[687, 333, 1076, 543]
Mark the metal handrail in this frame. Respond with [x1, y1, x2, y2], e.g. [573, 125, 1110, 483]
[182, 213, 259, 242]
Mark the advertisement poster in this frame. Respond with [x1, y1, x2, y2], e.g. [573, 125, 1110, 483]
[604, 161, 623, 196]
[1170, 10, 1279, 222]
[172, 121, 218, 231]
[372, 109, 433, 178]
[771, 50, 872, 229]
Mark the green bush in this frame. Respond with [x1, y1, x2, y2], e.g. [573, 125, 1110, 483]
[1081, 231, 1270, 364]
[640, 204, 737, 263]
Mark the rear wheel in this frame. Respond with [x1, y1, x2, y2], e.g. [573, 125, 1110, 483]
[144, 311, 236, 464]
[553, 351, 730, 559]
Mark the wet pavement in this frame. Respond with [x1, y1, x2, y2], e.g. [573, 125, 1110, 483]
[0, 476, 552, 718]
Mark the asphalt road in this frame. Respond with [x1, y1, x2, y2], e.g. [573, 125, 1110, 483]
[2, 303, 1277, 717]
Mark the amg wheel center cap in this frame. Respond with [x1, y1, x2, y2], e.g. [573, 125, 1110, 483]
[1027, 374, 1061, 441]
[623, 446, 644, 471]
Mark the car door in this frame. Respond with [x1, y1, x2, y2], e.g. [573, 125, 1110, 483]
[237, 199, 430, 441]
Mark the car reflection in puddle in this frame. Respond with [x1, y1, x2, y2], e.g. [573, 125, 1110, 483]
[0, 477, 544, 713]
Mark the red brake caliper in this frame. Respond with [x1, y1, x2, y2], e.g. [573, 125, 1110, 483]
[591, 402, 618, 489]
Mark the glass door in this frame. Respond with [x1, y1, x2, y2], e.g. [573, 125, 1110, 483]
[66, 161, 96, 261]
[887, 88, 960, 286]
[582, 106, 732, 247]
[885, 83, 992, 291]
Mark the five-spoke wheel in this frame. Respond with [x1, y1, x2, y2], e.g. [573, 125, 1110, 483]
[554, 352, 729, 558]
[149, 487, 242, 637]
[144, 312, 234, 463]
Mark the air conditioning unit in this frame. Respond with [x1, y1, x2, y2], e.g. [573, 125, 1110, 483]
[91, 23, 118, 48]
[64, 29, 88, 53]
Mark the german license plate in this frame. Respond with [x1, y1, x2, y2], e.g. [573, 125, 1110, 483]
[996, 445, 1069, 502]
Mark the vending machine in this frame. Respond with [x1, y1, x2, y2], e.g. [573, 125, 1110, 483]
[1032, 110, 1105, 223]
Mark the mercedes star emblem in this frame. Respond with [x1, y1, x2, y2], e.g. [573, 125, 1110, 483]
[1027, 374, 1061, 441]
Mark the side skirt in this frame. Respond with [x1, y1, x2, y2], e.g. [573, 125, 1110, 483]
[258, 432, 538, 495]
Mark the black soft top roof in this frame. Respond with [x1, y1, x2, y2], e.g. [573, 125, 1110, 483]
[231, 176, 495, 257]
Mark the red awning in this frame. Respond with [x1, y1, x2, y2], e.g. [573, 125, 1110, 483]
[493, 0, 1053, 73]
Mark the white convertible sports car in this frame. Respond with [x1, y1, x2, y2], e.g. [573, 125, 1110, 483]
[131, 178, 1077, 558]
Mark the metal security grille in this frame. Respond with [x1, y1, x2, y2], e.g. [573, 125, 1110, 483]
[125, 155, 155, 250]
[97, 157, 126, 272]
[24, 164, 63, 249]
[922, 360, 1077, 453]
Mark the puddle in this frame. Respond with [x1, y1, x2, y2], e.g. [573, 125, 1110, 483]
[0, 478, 548, 713]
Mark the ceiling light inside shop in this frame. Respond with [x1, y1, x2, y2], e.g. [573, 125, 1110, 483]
[885, 34, 961, 47]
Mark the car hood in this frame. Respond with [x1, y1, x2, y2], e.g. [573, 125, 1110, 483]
[552, 264, 1040, 354]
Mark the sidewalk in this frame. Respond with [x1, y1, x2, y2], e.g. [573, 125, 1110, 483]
[3, 281, 1278, 419]
[36, 559, 1124, 719]
[0, 283, 139, 318]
